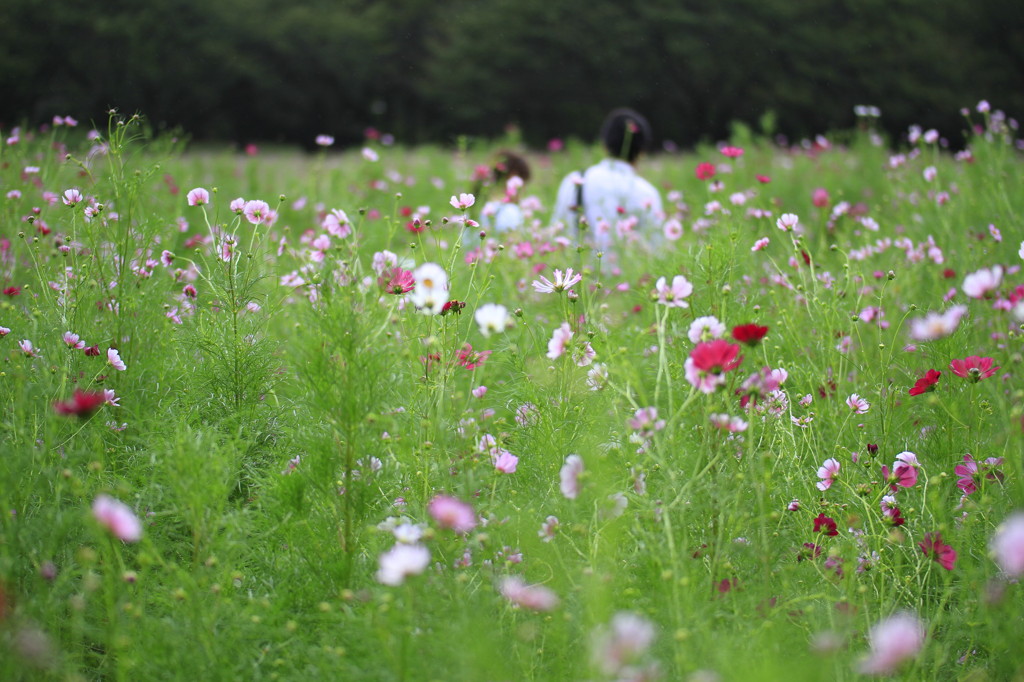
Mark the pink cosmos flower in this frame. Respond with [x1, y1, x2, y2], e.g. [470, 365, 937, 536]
[560, 454, 584, 499]
[103, 389, 120, 407]
[688, 316, 725, 344]
[315, 134, 334, 147]
[243, 199, 271, 225]
[229, 197, 246, 213]
[19, 339, 38, 357]
[493, 450, 519, 474]
[816, 458, 840, 491]
[954, 454, 1004, 495]
[63, 332, 86, 350]
[186, 188, 209, 206]
[427, 495, 476, 534]
[752, 237, 769, 251]
[532, 268, 582, 294]
[449, 193, 475, 210]
[919, 532, 956, 570]
[812, 188, 830, 207]
[62, 189, 83, 206]
[546, 323, 573, 360]
[376, 543, 430, 585]
[991, 513, 1024, 577]
[709, 413, 749, 432]
[628, 407, 665, 438]
[776, 213, 799, 232]
[379, 267, 415, 295]
[323, 209, 351, 238]
[949, 356, 1000, 382]
[106, 348, 126, 371]
[472, 385, 488, 398]
[845, 393, 870, 414]
[881, 460, 918, 490]
[695, 162, 716, 180]
[499, 576, 559, 611]
[592, 612, 656, 676]
[539, 515, 559, 542]
[859, 612, 925, 675]
[92, 494, 142, 542]
[962, 266, 1002, 299]
[720, 145, 744, 158]
[908, 305, 968, 341]
[653, 275, 693, 307]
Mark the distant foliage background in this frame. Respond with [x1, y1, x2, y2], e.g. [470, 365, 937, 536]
[2, 0, 1022, 147]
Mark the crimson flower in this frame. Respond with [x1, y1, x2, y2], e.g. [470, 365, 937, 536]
[908, 369, 941, 396]
[53, 389, 106, 417]
[949, 356, 999, 382]
[83, 345, 101, 357]
[919, 532, 956, 570]
[440, 300, 466, 316]
[731, 324, 769, 346]
[813, 513, 838, 537]
[695, 162, 716, 181]
[690, 339, 743, 373]
[457, 343, 491, 370]
[3, 286, 20, 297]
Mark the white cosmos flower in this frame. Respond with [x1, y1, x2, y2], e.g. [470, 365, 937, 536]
[409, 262, 449, 315]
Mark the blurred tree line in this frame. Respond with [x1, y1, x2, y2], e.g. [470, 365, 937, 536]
[1, 0, 1021, 148]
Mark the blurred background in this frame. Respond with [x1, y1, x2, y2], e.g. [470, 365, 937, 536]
[2, 0, 1021, 149]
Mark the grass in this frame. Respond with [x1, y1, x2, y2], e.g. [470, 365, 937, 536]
[1, 108, 1023, 681]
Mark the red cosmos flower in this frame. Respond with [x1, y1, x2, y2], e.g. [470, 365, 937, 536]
[378, 267, 415, 295]
[3, 286, 20, 297]
[732, 324, 769, 346]
[440, 300, 466, 316]
[908, 369, 941, 396]
[690, 339, 743, 373]
[83, 345, 101, 357]
[53, 389, 106, 417]
[695, 162, 716, 181]
[813, 513, 839, 537]
[949, 356, 999, 382]
[919, 532, 956, 570]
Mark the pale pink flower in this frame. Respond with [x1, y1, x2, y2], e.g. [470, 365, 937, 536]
[62, 188, 83, 206]
[532, 268, 582, 294]
[709, 413, 748, 432]
[628, 407, 665, 438]
[472, 385, 488, 398]
[909, 305, 968, 341]
[776, 213, 799, 232]
[315, 134, 334, 147]
[450, 193, 475, 210]
[991, 512, 1024, 577]
[663, 219, 684, 241]
[361, 147, 379, 162]
[323, 209, 351, 239]
[229, 197, 246, 213]
[752, 237, 769, 251]
[375, 543, 430, 585]
[593, 612, 657, 676]
[817, 458, 840, 491]
[107, 348, 127, 371]
[859, 612, 925, 675]
[547, 322, 573, 360]
[493, 450, 519, 474]
[499, 576, 559, 611]
[186, 188, 209, 206]
[19, 339, 39, 357]
[63, 332, 85, 349]
[427, 494, 476, 534]
[653, 275, 693, 307]
[962, 265, 1003, 299]
[243, 199, 271, 225]
[92, 494, 142, 542]
[846, 393, 870, 414]
[688, 316, 725, 343]
[103, 389, 120, 407]
[538, 515, 559, 542]
[0, 326, 11, 336]
[560, 454, 583, 499]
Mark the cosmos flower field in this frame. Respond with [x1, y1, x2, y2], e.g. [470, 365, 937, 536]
[2, 106, 1023, 681]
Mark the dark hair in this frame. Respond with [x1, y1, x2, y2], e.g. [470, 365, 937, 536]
[600, 108, 651, 163]
[493, 150, 531, 184]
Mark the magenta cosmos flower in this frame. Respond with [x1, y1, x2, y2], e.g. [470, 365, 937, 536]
[919, 532, 956, 570]
[908, 369, 941, 395]
[949, 356, 1000, 382]
[427, 495, 476, 534]
[684, 340, 743, 394]
[954, 454, 1004, 495]
[54, 389, 107, 417]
